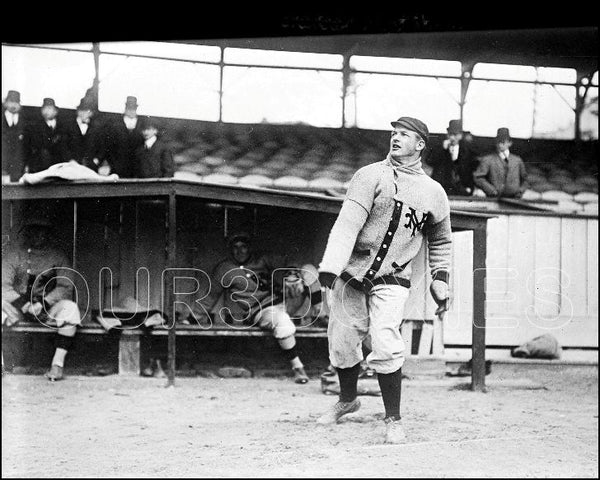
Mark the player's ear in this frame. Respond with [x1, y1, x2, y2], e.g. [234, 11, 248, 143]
[416, 138, 425, 152]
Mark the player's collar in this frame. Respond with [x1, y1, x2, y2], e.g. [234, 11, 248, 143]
[384, 153, 425, 175]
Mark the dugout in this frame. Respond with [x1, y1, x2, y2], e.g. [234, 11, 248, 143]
[2, 180, 492, 389]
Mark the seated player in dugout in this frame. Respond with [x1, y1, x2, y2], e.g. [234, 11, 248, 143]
[2, 216, 82, 381]
[189, 232, 326, 384]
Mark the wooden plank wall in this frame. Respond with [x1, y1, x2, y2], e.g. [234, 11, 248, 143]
[444, 214, 598, 348]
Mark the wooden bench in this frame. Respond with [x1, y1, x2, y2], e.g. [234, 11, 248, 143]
[4, 319, 441, 376]
[3, 322, 329, 375]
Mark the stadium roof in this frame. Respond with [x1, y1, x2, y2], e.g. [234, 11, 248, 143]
[175, 27, 598, 72]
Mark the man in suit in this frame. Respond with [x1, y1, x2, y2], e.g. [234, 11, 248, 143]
[473, 127, 528, 198]
[133, 116, 174, 178]
[2, 90, 26, 182]
[25, 98, 66, 173]
[105, 96, 145, 178]
[62, 97, 105, 171]
[430, 119, 478, 196]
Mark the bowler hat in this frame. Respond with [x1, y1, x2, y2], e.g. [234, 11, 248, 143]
[227, 232, 251, 247]
[390, 116, 429, 144]
[4, 90, 20, 104]
[125, 96, 138, 109]
[76, 97, 95, 111]
[447, 119, 463, 135]
[142, 116, 161, 130]
[496, 127, 512, 142]
[42, 98, 58, 109]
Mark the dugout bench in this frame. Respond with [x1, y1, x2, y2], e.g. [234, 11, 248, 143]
[1, 179, 492, 390]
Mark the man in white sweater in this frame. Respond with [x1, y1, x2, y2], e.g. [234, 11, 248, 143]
[316, 117, 452, 444]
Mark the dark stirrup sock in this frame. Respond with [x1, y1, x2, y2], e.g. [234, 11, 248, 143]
[377, 367, 402, 420]
[281, 345, 299, 361]
[336, 363, 361, 403]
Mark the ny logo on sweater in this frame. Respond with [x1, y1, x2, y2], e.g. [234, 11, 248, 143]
[404, 206, 429, 237]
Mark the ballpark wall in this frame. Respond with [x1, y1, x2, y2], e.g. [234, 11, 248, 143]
[441, 214, 598, 348]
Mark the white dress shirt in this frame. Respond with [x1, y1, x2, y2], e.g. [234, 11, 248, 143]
[123, 116, 138, 130]
[449, 144, 459, 161]
[5, 111, 19, 127]
[144, 135, 157, 150]
[46, 119, 57, 130]
[77, 118, 89, 135]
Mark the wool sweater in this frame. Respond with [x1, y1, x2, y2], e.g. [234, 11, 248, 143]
[319, 155, 452, 284]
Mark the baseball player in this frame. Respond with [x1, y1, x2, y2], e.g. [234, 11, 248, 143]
[2, 216, 81, 381]
[316, 116, 452, 443]
[195, 232, 323, 384]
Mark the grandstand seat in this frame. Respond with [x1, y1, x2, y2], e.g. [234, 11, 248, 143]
[520, 189, 542, 201]
[202, 155, 226, 168]
[583, 203, 599, 214]
[272, 176, 309, 188]
[541, 190, 574, 202]
[201, 173, 239, 185]
[179, 163, 211, 176]
[555, 200, 584, 213]
[308, 177, 345, 189]
[573, 192, 599, 204]
[174, 171, 203, 182]
[238, 174, 274, 187]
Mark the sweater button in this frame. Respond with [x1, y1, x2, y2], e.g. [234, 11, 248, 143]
[387, 232, 392, 235]
[376, 257, 381, 261]
[383, 244, 387, 249]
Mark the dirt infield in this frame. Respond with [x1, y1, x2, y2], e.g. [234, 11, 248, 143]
[2, 364, 598, 478]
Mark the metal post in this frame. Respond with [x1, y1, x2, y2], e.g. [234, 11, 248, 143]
[471, 226, 487, 391]
[72, 200, 78, 271]
[460, 63, 473, 125]
[341, 53, 350, 127]
[165, 192, 177, 387]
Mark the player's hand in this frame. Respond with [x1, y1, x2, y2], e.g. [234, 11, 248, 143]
[26, 301, 44, 316]
[430, 279, 449, 315]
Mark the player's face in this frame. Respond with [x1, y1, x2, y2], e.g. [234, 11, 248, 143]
[231, 241, 250, 264]
[124, 107, 137, 118]
[389, 127, 425, 161]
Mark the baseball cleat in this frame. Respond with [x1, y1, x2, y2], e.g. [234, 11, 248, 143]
[316, 399, 361, 424]
[45, 365, 64, 382]
[293, 366, 309, 384]
[384, 417, 407, 444]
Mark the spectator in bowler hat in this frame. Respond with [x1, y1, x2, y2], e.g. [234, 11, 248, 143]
[25, 98, 67, 173]
[133, 116, 174, 178]
[62, 96, 106, 172]
[473, 127, 529, 198]
[104, 95, 145, 178]
[430, 119, 478, 196]
[2, 90, 26, 182]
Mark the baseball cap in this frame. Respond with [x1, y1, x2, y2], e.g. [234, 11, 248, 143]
[391, 117, 430, 144]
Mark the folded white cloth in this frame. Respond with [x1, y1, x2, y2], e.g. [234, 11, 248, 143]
[19, 161, 120, 185]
